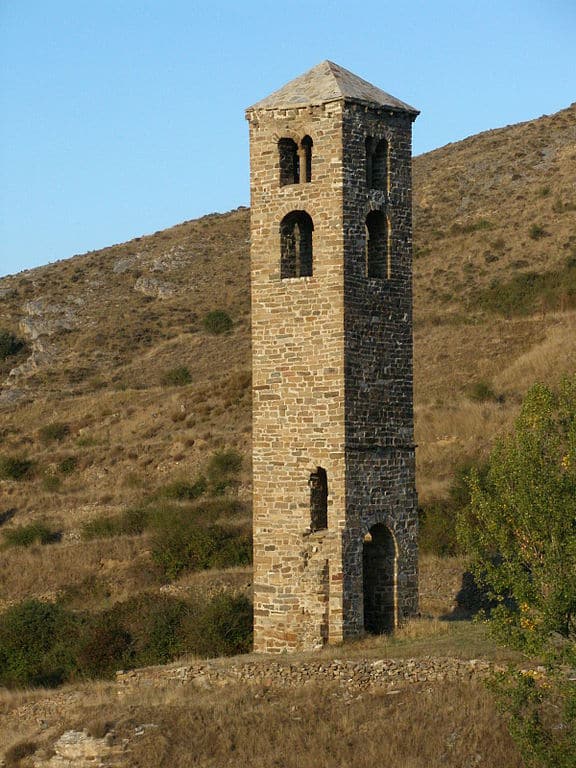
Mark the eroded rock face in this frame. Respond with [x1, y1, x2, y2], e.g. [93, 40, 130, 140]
[20, 298, 80, 340]
[134, 276, 177, 299]
[1, 297, 81, 401]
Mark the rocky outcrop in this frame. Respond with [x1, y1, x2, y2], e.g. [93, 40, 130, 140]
[32, 729, 126, 767]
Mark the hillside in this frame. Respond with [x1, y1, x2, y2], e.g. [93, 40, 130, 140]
[1, 101, 575, 763]
[1, 104, 575, 522]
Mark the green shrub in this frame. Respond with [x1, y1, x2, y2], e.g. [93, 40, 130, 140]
[151, 511, 252, 580]
[81, 507, 148, 540]
[209, 532, 252, 569]
[111, 593, 190, 668]
[470, 263, 576, 317]
[58, 455, 78, 474]
[418, 460, 488, 557]
[160, 476, 207, 501]
[466, 379, 500, 403]
[39, 422, 70, 443]
[3, 522, 61, 547]
[75, 616, 133, 678]
[0, 455, 33, 480]
[529, 223, 547, 240]
[0, 599, 78, 688]
[181, 592, 253, 658]
[0, 591, 253, 688]
[450, 218, 493, 235]
[418, 502, 459, 556]
[119, 506, 150, 535]
[207, 449, 243, 494]
[203, 310, 233, 335]
[0, 330, 25, 361]
[81, 516, 119, 540]
[42, 473, 62, 492]
[161, 366, 192, 386]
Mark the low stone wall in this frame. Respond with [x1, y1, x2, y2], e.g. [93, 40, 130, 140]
[116, 656, 495, 694]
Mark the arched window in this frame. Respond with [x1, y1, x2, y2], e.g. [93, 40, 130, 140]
[278, 138, 299, 186]
[365, 211, 390, 279]
[363, 523, 397, 633]
[299, 136, 313, 183]
[280, 211, 314, 278]
[309, 467, 328, 531]
[365, 137, 388, 191]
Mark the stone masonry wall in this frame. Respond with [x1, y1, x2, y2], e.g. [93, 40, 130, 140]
[248, 102, 348, 652]
[247, 91, 418, 653]
[116, 656, 495, 694]
[341, 105, 418, 636]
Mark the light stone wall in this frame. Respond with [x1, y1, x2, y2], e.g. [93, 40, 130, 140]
[247, 94, 418, 653]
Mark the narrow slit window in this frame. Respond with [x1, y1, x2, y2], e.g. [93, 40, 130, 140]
[278, 138, 300, 186]
[365, 211, 389, 278]
[309, 467, 328, 531]
[372, 138, 388, 191]
[365, 137, 374, 187]
[280, 211, 314, 278]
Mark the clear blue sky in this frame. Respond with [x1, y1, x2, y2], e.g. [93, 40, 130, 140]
[1, 0, 574, 277]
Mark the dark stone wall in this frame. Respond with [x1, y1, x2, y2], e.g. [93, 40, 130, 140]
[341, 104, 418, 635]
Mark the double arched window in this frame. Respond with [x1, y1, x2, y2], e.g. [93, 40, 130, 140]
[278, 136, 313, 186]
[280, 211, 314, 278]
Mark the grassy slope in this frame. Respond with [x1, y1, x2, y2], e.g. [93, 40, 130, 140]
[0, 102, 575, 761]
[0, 104, 574, 601]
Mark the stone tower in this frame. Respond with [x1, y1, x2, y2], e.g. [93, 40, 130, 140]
[246, 61, 419, 653]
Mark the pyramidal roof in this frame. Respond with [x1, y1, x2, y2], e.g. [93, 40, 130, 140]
[247, 61, 419, 115]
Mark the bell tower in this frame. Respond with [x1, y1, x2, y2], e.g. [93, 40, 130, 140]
[246, 61, 419, 652]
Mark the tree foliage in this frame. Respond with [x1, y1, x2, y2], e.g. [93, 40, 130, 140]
[458, 379, 576, 767]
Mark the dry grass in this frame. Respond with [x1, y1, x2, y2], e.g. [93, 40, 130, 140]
[0, 678, 523, 767]
[0, 536, 157, 610]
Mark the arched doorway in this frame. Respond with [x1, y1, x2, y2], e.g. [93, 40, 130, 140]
[363, 523, 397, 633]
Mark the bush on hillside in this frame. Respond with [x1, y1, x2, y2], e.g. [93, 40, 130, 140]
[109, 593, 191, 668]
[0, 330, 25, 361]
[0, 455, 34, 480]
[181, 592, 253, 658]
[58, 455, 78, 474]
[466, 379, 501, 403]
[207, 448, 243, 494]
[151, 511, 252, 580]
[418, 460, 488, 557]
[0, 591, 253, 688]
[3, 522, 61, 548]
[39, 422, 70, 443]
[81, 506, 149, 540]
[470, 263, 576, 316]
[528, 223, 547, 240]
[161, 366, 192, 386]
[203, 310, 233, 335]
[0, 600, 79, 688]
[160, 476, 207, 501]
[418, 502, 460, 556]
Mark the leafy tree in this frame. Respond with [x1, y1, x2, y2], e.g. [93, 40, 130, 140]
[458, 379, 576, 767]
